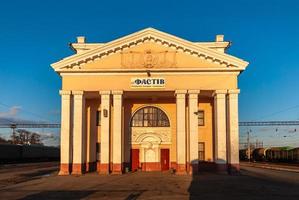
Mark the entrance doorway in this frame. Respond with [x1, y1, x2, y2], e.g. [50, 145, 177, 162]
[160, 149, 169, 171]
[131, 149, 139, 171]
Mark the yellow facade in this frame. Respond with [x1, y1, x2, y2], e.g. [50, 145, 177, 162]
[52, 28, 248, 175]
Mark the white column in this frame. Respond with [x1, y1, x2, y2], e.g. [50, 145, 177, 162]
[59, 90, 72, 175]
[99, 91, 111, 174]
[188, 90, 200, 174]
[175, 90, 187, 174]
[112, 90, 123, 174]
[72, 90, 86, 174]
[227, 89, 240, 173]
[213, 90, 227, 171]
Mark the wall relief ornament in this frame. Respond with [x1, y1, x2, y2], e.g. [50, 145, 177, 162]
[121, 49, 177, 69]
[130, 127, 171, 144]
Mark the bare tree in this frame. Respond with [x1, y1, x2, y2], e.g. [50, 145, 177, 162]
[11, 129, 43, 145]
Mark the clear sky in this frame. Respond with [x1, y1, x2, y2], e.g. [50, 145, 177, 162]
[0, 0, 299, 146]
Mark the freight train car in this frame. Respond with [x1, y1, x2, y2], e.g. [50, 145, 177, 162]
[0, 144, 59, 163]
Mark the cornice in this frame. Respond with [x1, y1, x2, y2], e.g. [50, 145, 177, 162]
[51, 28, 249, 72]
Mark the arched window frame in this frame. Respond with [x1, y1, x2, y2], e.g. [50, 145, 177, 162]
[131, 106, 170, 127]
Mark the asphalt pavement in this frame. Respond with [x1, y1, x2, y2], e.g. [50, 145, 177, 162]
[0, 162, 298, 200]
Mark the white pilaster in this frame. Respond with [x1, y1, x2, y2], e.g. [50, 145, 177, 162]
[213, 90, 227, 168]
[188, 90, 200, 172]
[99, 91, 111, 173]
[59, 90, 72, 175]
[112, 90, 123, 173]
[175, 90, 187, 173]
[72, 90, 86, 174]
[227, 89, 240, 172]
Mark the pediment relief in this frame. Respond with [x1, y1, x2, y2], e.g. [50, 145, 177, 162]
[121, 49, 177, 69]
[51, 28, 249, 72]
[74, 42, 224, 70]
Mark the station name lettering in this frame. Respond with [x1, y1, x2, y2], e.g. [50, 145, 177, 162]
[131, 78, 165, 88]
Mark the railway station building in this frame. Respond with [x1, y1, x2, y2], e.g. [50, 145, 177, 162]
[51, 28, 248, 175]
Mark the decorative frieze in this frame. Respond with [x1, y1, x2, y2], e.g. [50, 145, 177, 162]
[130, 127, 171, 144]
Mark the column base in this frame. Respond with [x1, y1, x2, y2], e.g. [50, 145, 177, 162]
[216, 163, 228, 172]
[86, 162, 97, 172]
[188, 163, 199, 175]
[58, 163, 71, 175]
[112, 163, 123, 174]
[198, 162, 217, 172]
[176, 164, 187, 175]
[97, 163, 110, 174]
[228, 163, 240, 175]
[72, 163, 86, 175]
[171, 162, 177, 170]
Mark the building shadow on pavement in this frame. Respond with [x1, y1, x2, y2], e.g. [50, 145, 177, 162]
[19, 189, 146, 200]
[19, 190, 96, 200]
[187, 160, 299, 200]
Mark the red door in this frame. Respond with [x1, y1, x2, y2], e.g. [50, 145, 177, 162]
[131, 149, 139, 171]
[160, 149, 169, 171]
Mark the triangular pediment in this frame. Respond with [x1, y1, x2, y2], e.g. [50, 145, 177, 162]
[51, 28, 248, 72]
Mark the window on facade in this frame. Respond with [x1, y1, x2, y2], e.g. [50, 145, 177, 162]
[131, 106, 170, 127]
[197, 110, 204, 126]
[198, 142, 205, 161]
[96, 110, 101, 126]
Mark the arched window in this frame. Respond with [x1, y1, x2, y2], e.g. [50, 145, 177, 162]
[131, 106, 170, 127]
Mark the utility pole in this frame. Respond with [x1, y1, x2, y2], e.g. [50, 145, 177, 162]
[247, 131, 250, 162]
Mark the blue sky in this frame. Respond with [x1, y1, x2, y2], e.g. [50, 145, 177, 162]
[0, 0, 299, 146]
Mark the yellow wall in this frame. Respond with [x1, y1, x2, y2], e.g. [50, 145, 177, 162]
[62, 74, 237, 91]
[198, 98, 214, 162]
[85, 96, 214, 164]
[123, 98, 176, 163]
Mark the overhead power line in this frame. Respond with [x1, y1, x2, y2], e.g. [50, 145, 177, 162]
[0, 120, 298, 129]
[239, 121, 299, 126]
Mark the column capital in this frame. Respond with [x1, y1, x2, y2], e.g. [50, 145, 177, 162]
[72, 90, 84, 96]
[175, 90, 187, 94]
[228, 89, 240, 94]
[212, 89, 227, 97]
[99, 90, 111, 95]
[59, 90, 71, 96]
[188, 90, 200, 94]
[111, 90, 123, 95]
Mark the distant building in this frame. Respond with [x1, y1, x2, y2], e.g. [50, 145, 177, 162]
[51, 28, 248, 175]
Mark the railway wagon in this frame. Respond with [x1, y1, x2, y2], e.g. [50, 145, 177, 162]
[0, 144, 22, 161]
[288, 148, 299, 162]
[252, 148, 266, 161]
[0, 144, 59, 163]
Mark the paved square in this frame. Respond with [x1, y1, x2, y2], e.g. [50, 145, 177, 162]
[1, 164, 299, 200]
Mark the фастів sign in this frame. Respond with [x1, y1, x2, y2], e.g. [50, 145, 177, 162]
[131, 78, 165, 88]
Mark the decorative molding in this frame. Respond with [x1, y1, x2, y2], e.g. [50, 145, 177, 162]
[99, 91, 111, 95]
[175, 90, 187, 94]
[212, 90, 227, 97]
[130, 127, 171, 145]
[188, 90, 200, 94]
[51, 28, 249, 72]
[59, 90, 71, 95]
[227, 89, 240, 94]
[60, 71, 241, 76]
[111, 90, 123, 95]
[121, 49, 177, 69]
[72, 90, 84, 95]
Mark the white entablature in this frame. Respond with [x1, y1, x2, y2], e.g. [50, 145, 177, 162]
[51, 28, 249, 72]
